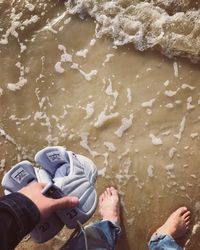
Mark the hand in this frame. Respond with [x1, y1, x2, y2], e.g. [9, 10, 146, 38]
[19, 182, 79, 220]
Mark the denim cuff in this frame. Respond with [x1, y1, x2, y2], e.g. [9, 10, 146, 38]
[149, 233, 167, 242]
[148, 233, 182, 250]
[101, 219, 121, 233]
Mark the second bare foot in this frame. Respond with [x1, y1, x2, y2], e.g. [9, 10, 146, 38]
[154, 207, 191, 239]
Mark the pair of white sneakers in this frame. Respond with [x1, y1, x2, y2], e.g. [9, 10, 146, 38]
[1, 146, 98, 243]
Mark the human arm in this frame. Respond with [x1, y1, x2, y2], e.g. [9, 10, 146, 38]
[0, 182, 79, 250]
[0, 192, 40, 250]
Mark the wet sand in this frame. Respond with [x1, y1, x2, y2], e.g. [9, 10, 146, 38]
[0, 5, 200, 250]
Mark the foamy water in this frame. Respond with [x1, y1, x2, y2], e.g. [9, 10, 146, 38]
[0, 1, 200, 250]
[66, 0, 200, 62]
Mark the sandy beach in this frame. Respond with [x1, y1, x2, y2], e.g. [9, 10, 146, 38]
[0, 1, 200, 249]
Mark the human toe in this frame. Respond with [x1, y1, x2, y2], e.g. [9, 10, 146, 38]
[110, 186, 117, 193]
[99, 193, 104, 203]
[176, 207, 188, 216]
[183, 211, 191, 219]
[106, 187, 112, 196]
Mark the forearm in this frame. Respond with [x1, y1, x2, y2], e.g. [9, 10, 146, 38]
[0, 192, 40, 250]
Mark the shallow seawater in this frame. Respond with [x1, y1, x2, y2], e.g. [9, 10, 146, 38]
[0, 1, 200, 250]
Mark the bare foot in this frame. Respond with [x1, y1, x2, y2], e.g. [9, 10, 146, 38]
[153, 207, 191, 239]
[99, 187, 120, 224]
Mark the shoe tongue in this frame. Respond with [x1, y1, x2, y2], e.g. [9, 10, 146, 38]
[2, 160, 36, 192]
[54, 163, 70, 178]
[35, 146, 70, 177]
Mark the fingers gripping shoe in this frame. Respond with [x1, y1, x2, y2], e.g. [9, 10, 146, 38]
[35, 146, 98, 229]
[1, 161, 64, 243]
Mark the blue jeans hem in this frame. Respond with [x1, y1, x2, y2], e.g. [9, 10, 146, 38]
[148, 234, 182, 250]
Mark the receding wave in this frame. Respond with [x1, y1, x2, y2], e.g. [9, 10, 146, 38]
[65, 0, 200, 62]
